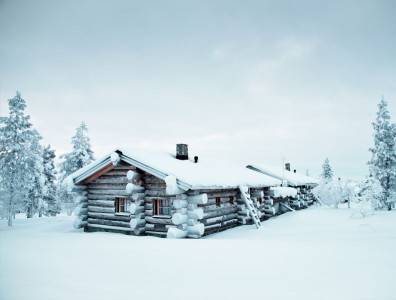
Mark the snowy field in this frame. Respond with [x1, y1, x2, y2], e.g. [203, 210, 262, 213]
[1, 206, 396, 300]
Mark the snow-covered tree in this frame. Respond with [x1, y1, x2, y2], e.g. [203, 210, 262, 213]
[357, 175, 383, 211]
[321, 158, 334, 182]
[25, 131, 45, 218]
[0, 92, 41, 225]
[58, 122, 94, 214]
[42, 145, 58, 216]
[368, 97, 396, 210]
[313, 179, 344, 208]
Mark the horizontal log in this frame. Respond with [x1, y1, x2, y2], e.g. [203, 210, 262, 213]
[203, 206, 238, 218]
[101, 171, 128, 176]
[88, 189, 128, 196]
[145, 216, 173, 225]
[87, 224, 133, 232]
[87, 218, 131, 228]
[88, 183, 127, 190]
[91, 177, 128, 184]
[202, 213, 238, 226]
[144, 190, 167, 197]
[144, 178, 166, 185]
[192, 190, 239, 197]
[87, 212, 130, 222]
[188, 194, 208, 205]
[88, 206, 115, 214]
[87, 200, 115, 207]
[145, 230, 167, 237]
[145, 183, 166, 189]
[87, 194, 118, 200]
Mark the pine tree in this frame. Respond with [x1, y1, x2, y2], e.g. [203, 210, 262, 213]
[42, 145, 58, 216]
[0, 92, 39, 226]
[368, 97, 396, 210]
[321, 158, 334, 182]
[58, 122, 94, 215]
[25, 130, 45, 218]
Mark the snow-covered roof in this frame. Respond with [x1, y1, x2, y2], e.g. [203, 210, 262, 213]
[247, 164, 319, 187]
[68, 148, 282, 191]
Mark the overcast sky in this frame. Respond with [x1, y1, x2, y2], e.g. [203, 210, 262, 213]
[0, 0, 395, 179]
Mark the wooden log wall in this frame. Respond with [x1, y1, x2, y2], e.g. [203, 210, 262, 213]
[85, 162, 134, 234]
[73, 185, 88, 228]
[190, 189, 240, 236]
[78, 158, 316, 238]
[141, 171, 174, 237]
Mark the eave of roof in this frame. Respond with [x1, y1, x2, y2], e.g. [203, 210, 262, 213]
[247, 165, 318, 187]
[72, 150, 192, 191]
[70, 149, 281, 191]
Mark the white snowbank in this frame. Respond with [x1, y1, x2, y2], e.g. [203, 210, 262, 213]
[270, 186, 298, 198]
[1, 208, 396, 300]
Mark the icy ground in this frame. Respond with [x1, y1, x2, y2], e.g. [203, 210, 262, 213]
[1, 206, 396, 300]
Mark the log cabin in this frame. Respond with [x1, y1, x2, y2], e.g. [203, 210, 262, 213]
[247, 164, 319, 211]
[68, 144, 318, 238]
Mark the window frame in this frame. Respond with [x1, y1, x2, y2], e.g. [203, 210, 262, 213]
[215, 197, 221, 207]
[114, 197, 129, 215]
[153, 198, 171, 218]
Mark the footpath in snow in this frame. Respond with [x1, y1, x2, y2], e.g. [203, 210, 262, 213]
[1, 206, 396, 300]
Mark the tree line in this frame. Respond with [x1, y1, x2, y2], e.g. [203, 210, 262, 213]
[0, 92, 94, 226]
[1, 93, 395, 226]
[315, 97, 396, 211]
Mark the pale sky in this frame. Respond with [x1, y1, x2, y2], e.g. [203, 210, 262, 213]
[0, 0, 395, 179]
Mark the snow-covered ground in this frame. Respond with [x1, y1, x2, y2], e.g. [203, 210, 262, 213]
[1, 206, 396, 300]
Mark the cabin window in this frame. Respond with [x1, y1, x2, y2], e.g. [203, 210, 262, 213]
[153, 199, 171, 216]
[229, 196, 234, 204]
[115, 197, 127, 213]
[216, 197, 221, 207]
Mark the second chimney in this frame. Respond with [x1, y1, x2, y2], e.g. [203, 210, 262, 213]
[176, 144, 189, 160]
[285, 163, 291, 171]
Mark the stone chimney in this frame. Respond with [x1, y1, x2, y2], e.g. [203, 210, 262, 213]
[176, 144, 189, 160]
[285, 163, 291, 171]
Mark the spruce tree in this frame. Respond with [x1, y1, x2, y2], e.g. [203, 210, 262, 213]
[0, 92, 39, 225]
[43, 145, 58, 216]
[368, 97, 396, 209]
[58, 122, 94, 214]
[321, 158, 334, 182]
[25, 131, 45, 218]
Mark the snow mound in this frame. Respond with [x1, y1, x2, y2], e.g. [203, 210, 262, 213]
[270, 186, 297, 198]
